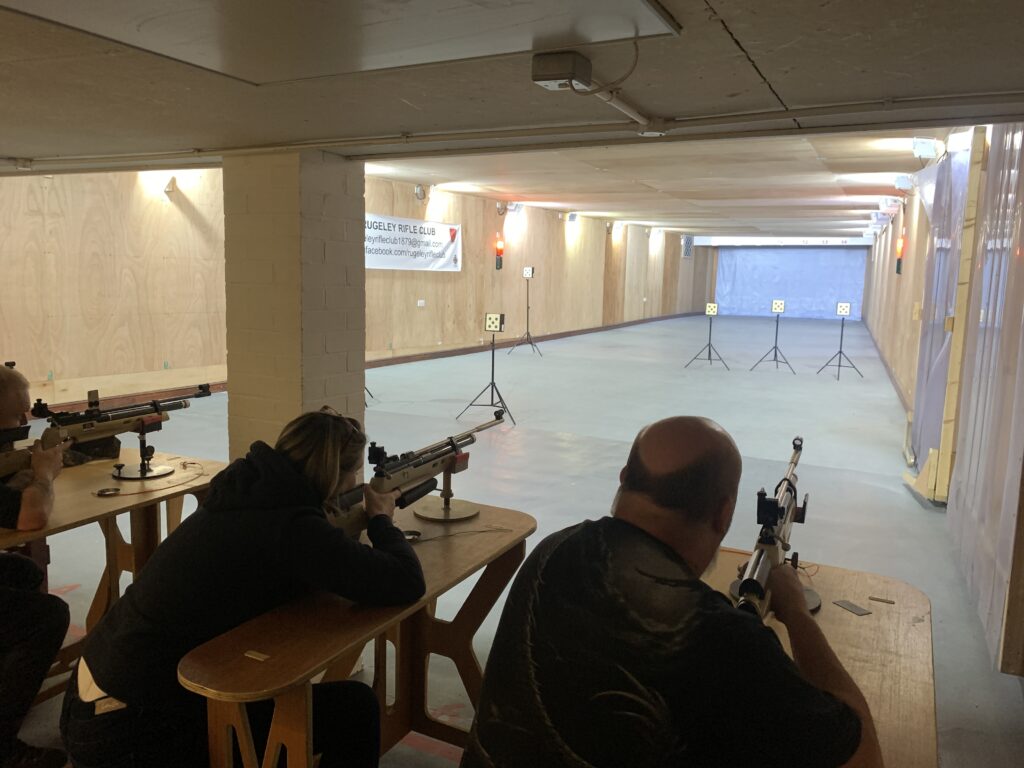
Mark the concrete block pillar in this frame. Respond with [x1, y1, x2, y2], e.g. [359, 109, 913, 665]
[223, 151, 365, 459]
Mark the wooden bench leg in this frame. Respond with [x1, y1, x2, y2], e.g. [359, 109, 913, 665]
[166, 496, 185, 535]
[207, 701, 261, 768]
[262, 684, 313, 768]
[391, 541, 526, 749]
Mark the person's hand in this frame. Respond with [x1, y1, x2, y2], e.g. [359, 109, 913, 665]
[767, 562, 811, 627]
[30, 439, 64, 483]
[363, 484, 400, 521]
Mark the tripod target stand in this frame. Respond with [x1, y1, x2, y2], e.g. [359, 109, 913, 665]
[458, 331, 516, 424]
[685, 305, 729, 369]
[751, 305, 795, 374]
[817, 316, 862, 381]
[508, 268, 541, 356]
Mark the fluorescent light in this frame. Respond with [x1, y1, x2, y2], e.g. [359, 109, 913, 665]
[838, 172, 905, 185]
[435, 182, 483, 193]
[869, 138, 916, 152]
[364, 163, 396, 176]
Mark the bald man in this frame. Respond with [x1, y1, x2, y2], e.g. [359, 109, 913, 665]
[0, 365, 69, 768]
[461, 417, 883, 768]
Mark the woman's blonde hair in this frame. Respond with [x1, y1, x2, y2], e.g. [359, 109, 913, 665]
[274, 407, 367, 502]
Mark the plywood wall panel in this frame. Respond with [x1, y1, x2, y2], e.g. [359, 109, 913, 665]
[602, 229, 625, 325]
[661, 233, 685, 315]
[863, 194, 928, 408]
[645, 229, 665, 318]
[0, 170, 225, 402]
[365, 179, 607, 359]
[622, 225, 650, 322]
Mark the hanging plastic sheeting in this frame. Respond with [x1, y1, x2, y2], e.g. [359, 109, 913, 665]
[947, 123, 1024, 668]
[714, 247, 867, 319]
[915, 161, 941, 223]
[910, 145, 973, 472]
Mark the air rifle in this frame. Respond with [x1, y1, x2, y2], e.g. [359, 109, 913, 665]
[734, 437, 813, 618]
[0, 385, 211, 480]
[329, 410, 505, 533]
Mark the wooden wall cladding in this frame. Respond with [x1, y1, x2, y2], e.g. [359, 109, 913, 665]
[0, 169, 226, 403]
[602, 226, 626, 325]
[863, 196, 928, 409]
[622, 225, 650, 322]
[365, 179, 608, 359]
[692, 246, 716, 307]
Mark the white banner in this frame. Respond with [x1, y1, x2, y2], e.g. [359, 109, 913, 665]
[364, 213, 462, 271]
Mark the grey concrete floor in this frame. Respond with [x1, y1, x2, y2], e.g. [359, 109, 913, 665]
[23, 315, 1024, 767]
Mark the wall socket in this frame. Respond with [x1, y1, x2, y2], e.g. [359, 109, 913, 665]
[416, 299, 426, 308]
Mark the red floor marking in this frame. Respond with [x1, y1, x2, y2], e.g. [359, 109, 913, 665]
[430, 702, 468, 722]
[400, 732, 463, 762]
[49, 583, 81, 596]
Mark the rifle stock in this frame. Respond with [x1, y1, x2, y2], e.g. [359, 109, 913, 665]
[1, 386, 210, 479]
[329, 410, 505, 534]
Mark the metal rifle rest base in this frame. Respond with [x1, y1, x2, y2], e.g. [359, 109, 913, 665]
[412, 496, 481, 522]
[729, 578, 822, 614]
[112, 463, 174, 480]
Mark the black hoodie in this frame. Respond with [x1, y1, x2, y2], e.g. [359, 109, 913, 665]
[83, 441, 426, 706]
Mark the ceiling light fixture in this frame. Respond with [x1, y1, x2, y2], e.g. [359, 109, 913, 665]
[531, 45, 666, 138]
[894, 174, 915, 191]
[912, 138, 945, 159]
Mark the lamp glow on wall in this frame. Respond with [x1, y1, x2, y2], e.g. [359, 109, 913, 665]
[895, 227, 906, 275]
[564, 211, 583, 251]
[502, 204, 527, 248]
[611, 221, 625, 246]
[138, 169, 204, 200]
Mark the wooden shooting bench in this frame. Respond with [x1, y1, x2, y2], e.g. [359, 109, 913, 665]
[706, 548, 937, 768]
[177, 498, 536, 768]
[0, 449, 228, 701]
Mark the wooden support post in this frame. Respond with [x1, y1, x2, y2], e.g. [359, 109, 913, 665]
[262, 684, 313, 768]
[207, 700, 261, 768]
[934, 126, 987, 502]
[129, 502, 161, 573]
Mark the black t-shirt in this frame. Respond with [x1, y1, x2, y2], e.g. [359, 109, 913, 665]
[0, 471, 20, 529]
[462, 517, 861, 768]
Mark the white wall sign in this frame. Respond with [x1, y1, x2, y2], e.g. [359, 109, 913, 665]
[365, 213, 462, 271]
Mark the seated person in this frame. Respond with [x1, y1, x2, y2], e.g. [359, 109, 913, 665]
[61, 407, 427, 768]
[0, 365, 70, 768]
[462, 416, 884, 768]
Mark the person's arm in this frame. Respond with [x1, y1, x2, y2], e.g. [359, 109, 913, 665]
[768, 564, 885, 768]
[16, 439, 63, 531]
[280, 486, 426, 605]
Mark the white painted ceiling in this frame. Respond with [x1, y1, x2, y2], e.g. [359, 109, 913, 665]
[369, 128, 950, 236]
[0, 1, 1015, 235]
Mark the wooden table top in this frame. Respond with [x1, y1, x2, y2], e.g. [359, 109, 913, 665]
[706, 547, 937, 768]
[178, 497, 536, 703]
[0, 449, 228, 548]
